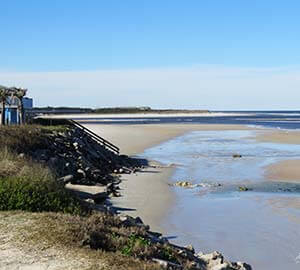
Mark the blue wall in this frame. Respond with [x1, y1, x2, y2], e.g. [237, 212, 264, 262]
[5, 108, 18, 124]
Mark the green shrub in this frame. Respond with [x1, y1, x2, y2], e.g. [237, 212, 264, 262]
[0, 148, 86, 215]
[0, 175, 86, 214]
[121, 234, 151, 257]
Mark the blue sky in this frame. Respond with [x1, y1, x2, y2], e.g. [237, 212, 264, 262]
[0, 1, 300, 109]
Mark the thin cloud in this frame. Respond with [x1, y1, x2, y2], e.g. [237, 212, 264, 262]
[0, 66, 299, 110]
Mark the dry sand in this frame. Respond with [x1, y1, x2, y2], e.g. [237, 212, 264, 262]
[85, 124, 253, 155]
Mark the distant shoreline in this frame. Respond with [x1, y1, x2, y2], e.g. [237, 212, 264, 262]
[38, 111, 250, 120]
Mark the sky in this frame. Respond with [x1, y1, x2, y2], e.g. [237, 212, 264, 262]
[0, 1, 299, 110]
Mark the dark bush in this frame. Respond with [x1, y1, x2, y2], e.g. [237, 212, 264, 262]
[0, 176, 82, 214]
[0, 175, 86, 214]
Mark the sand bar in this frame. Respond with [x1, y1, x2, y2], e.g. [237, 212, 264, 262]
[256, 130, 300, 184]
[255, 130, 300, 145]
[265, 159, 300, 183]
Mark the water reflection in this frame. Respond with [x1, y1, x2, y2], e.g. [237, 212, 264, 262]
[142, 130, 300, 270]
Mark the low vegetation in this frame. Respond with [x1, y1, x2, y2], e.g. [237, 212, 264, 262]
[0, 211, 163, 270]
[26, 212, 182, 265]
[0, 147, 87, 215]
[0, 124, 68, 153]
[0, 125, 180, 269]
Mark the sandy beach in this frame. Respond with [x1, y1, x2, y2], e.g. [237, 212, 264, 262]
[82, 123, 300, 231]
[83, 124, 254, 231]
[85, 124, 253, 155]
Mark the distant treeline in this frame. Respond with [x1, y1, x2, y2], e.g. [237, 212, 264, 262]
[29, 106, 210, 114]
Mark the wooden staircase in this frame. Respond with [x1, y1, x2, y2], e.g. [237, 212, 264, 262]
[68, 119, 120, 155]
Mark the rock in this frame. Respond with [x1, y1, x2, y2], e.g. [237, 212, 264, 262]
[91, 169, 101, 176]
[134, 216, 144, 224]
[184, 244, 195, 254]
[238, 186, 252, 192]
[233, 262, 252, 270]
[73, 142, 79, 148]
[152, 258, 182, 269]
[65, 183, 107, 201]
[174, 181, 193, 188]
[119, 215, 150, 230]
[210, 262, 230, 270]
[58, 174, 74, 184]
[197, 251, 223, 263]
[84, 198, 95, 204]
[77, 169, 86, 178]
[112, 191, 121, 197]
[196, 251, 252, 270]
[48, 157, 59, 167]
[84, 167, 91, 172]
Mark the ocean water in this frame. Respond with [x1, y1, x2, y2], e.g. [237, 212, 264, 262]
[77, 111, 300, 130]
[142, 130, 300, 270]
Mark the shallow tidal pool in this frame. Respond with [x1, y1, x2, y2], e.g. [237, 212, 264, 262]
[142, 130, 300, 270]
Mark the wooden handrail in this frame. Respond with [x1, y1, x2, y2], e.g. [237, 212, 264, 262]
[68, 119, 120, 154]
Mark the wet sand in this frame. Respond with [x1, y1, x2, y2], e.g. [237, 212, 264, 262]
[84, 124, 253, 231]
[110, 164, 174, 233]
[83, 123, 300, 269]
[256, 130, 300, 184]
[265, 159, 300, 183]
[84, 123, 300, 232]
[256, 130, 300, 145]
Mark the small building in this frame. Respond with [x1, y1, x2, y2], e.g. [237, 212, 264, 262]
[5, 107, 19, 124]
[0, 85, 32, 125]
[23, 97, 33, 109]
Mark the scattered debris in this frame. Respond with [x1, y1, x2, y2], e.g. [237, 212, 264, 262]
[238, 186, 252, 192]
[172, 181, 222, 189]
